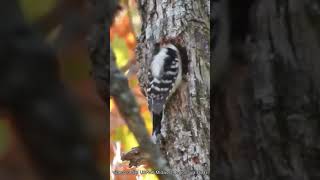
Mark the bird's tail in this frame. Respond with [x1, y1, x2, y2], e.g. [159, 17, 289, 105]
[151, 111, 163, 144]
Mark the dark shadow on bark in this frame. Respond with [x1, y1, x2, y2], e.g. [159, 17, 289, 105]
[213, 0, 320, 179]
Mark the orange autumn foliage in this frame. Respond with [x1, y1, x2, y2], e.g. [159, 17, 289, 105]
[111, 11, 130, 39]
[126, 32, 136, 49]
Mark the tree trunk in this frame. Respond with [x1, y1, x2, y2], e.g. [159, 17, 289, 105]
[136, 0, 210, 179]
[213, 0, 320, 179]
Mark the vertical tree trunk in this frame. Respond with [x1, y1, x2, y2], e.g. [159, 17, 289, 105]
[214, 0, 320, 179]
[136, 0, 210, 179]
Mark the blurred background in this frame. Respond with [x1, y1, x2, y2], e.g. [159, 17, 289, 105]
[0, 0, 157, 179]
[0, 0, 107, 179]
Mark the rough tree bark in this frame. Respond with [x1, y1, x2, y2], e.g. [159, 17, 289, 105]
[136, 0, 210, 179]
[213, 0, 320, 180]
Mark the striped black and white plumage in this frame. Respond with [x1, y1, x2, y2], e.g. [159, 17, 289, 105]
[147, 43, 182, 143]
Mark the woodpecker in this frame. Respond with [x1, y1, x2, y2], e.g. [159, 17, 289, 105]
[147, 43, 182, 143]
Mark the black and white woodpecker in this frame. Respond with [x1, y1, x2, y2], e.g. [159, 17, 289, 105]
[147, 43, 183, 143]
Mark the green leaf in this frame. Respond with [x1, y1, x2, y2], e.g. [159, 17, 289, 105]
[111, 35, 129, 69]
[111, 125, 138, 152]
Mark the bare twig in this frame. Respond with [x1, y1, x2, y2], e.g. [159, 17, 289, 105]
[121, 147, 150, 168]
